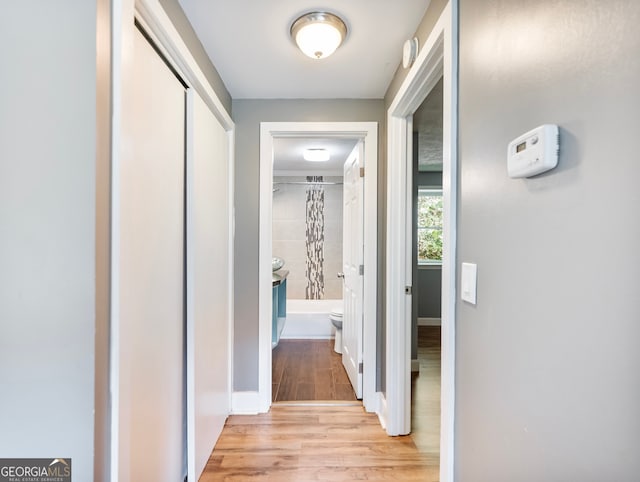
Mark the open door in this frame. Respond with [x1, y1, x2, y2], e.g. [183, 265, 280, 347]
[342, 142, 364, 399]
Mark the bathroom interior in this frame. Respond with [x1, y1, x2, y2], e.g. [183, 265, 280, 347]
[270, 136, 358, 402]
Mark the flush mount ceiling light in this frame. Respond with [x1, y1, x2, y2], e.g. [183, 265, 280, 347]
[290, 11, 347, 60]
[303, 148, 330, 162]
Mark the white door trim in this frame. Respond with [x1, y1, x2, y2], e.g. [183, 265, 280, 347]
[385, 3, 457, 482]
[111, 1, 235, 480]
[258, 122, 378, 414]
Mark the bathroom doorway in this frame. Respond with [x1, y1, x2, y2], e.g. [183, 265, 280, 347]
[271, 136, 355, 402]
[258, 122, 378, 414]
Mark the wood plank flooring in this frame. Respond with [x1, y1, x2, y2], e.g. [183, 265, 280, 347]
[199, 328, 441, 481]
[200, 405, 439, 481]
[272, 340, 357, 402]
[411, 326, 441, 457]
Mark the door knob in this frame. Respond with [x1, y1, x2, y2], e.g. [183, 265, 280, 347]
[337, 272, 345, 279]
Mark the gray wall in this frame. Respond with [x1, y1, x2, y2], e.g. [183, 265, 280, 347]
[95, 0, 112, 479]
[456, 1, 640, 480]
[0, 2, 101, 480]
[232, 99, 384, 391]
[160, 0, 232, 115]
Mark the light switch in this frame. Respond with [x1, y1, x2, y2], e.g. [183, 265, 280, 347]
[461, 262, 477, 305]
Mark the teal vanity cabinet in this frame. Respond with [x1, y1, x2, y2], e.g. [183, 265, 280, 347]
[272, 270, 288, 348]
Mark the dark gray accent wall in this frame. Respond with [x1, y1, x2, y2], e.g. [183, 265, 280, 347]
[417, 268, 441, 317]
[456, 1, 640, 480]
[159, 0, 232, 115]
[232, 99, 384, 391]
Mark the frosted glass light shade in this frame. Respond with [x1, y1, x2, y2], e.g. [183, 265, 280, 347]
[291, 12, 347, 60]
[303, 148, 330, 162]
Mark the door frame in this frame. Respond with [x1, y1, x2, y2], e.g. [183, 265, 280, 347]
[385, 2, 457, 482]
[258, 122, 378, 413]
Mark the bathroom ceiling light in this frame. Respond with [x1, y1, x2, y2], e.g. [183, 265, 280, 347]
[303, 148, 330, 162]
[290, 11, 347, 60]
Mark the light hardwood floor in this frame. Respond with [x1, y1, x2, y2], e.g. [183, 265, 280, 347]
[200, 328, 441, 480]
[200, 405, 439, 481]
[411, 326, 441, 457]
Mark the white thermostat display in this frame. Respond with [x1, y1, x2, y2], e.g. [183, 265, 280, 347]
[507, 124, 559, 178]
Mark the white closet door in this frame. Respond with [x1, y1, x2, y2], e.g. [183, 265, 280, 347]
[187, 92, 231, 479]
[118, 27, 186, 482]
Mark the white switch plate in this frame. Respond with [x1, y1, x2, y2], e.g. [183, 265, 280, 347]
[461, 262, 477, 304]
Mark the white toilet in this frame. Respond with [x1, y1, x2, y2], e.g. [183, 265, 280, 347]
[330, 306, 343, 354]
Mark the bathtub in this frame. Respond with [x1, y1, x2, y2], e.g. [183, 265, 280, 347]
[280, 299, 342, 339]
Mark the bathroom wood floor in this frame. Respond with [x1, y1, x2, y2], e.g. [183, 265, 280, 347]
[199, 328, 441, 480]
[271, 339, 357, 402]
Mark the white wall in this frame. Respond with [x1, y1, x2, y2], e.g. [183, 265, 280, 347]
[0, 2, 99, 480]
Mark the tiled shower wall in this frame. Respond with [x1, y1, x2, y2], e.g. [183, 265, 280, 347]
[273, 176, 343, 300]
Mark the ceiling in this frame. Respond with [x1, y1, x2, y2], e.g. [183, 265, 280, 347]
[273, 138, 358, 176]
[178, 0, 431, 99]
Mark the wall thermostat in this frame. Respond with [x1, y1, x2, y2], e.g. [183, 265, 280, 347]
[507, 124, 559, 178]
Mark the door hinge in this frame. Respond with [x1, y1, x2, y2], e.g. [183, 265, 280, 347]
[359, 167, 365, 178]
[405, 285, 412, 295]
[359, 264, 364, 276]
[358, 362, 363, 374]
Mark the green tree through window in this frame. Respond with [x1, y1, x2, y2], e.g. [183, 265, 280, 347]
[417, 189, 443, 264]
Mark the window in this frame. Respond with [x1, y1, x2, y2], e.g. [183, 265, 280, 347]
[417, 188, 443, 264]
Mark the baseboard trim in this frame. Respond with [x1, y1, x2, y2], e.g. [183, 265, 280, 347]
[418, 317, 441, 326]
[231, 391, 260, 414]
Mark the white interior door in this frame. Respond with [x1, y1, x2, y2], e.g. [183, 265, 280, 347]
[342, 142, 364, 399]
[118, 27, 186, 481]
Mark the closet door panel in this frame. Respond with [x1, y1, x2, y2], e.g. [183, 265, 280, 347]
[188, 92, 231, 479]
[118, 27, 186, 482]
